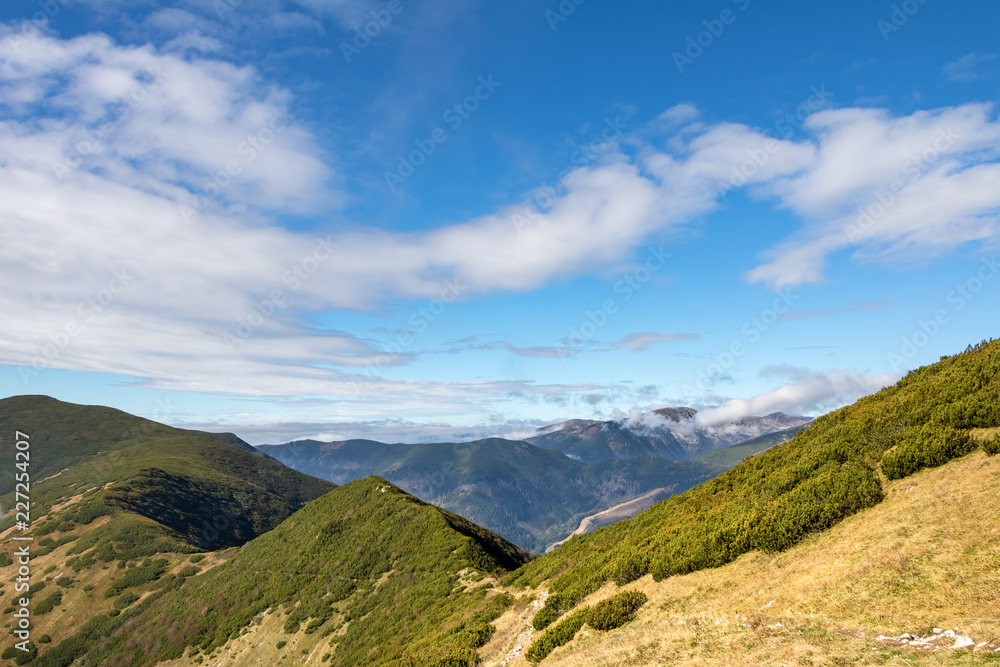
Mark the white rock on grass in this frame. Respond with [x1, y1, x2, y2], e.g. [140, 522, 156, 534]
[953, 636, 975, 649]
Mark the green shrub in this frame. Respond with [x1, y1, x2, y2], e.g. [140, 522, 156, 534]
[177, 565, 200, 578]
[532, 571, 605, 631]
[526, 607, 589, 663]
[882, 424, 975, 480]
[114, 591, 141, 609]
[586, 591, 647, 631]
[983, 433, 1000, 456]
[56, 576, 74, 588]
[275, 641, 287, 650]
[104, 558, 169, 597]
[531, 602, 560, 631]
[39, 634, 52, 643]
[606, 552, 648, 586]
[189, 554, 207, 563]
[456, 621, 493, 648]
[36, 535, 78, 558]
[283, 615, 302, 634]
[35, 590, 63, 615]
[431, 648, 478, 667]
[2, 642, 37, 664]
[749, 462, 883, 554]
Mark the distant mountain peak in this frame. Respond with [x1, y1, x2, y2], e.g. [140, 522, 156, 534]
[651, 406, 699, 421]
[526, 407, 812, 463]
[535, 418, 604, 434]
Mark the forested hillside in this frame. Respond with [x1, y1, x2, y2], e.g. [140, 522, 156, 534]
[259, 437, 722, 552]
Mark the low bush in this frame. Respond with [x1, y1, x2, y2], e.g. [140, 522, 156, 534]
[114, 592, 141, 609]
[431, 648, 477, 667]
[882, 424, 975, 480]
[531, 603, 560, 631]
[606, 552, 648, 586]
[586, 591, 647, 631]
[526, 607, 589, 663]
[105, 558, 169, 597]
[983, 433, 1000, 456]
[532, 571, 605, 631]
[35, 591, 63, 615]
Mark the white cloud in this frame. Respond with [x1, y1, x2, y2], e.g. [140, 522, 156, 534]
[747, 104, 1000, 288]
[694, 370, 899, 425]
[3, 26, 1000, 420]
[176, 415, 548, 445]
[612, 407, 671, 431]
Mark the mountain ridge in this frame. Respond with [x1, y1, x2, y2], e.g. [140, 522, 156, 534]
[525, 408, 810, 463]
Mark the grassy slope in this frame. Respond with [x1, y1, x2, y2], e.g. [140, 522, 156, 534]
[686, 424, 810, 470]
[0, 396, 335, 550]
[30, 477, 531, 667]
[259, 438, 722, 553]
[483, 446, 1000, 665]
[505, 339, 1000, 633]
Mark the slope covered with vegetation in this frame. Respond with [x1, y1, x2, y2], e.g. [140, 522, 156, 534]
[28, 477, 531, 667]
[506, 339, 1000, 632]
[483, 441, 1000, 665]
[259, 438, 722, 552]
[0, 395, 335, 557]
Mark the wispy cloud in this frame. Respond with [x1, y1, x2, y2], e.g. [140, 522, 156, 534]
[176, 414, 550, 445]
[613, 332, 700, 352]
[438, 334, 697, 359]
[943, 53, 999, 83]
[778, 300, 892, 322]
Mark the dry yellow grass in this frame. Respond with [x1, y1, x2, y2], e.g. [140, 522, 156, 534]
[7, 449, 999, 665]
[972, 427, 1000, 441]
[483, 450, 1000, 666]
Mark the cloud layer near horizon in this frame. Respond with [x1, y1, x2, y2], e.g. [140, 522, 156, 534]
[694, 370, 899, 425]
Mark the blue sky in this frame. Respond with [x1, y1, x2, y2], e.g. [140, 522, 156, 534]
[1, 0, 998, 443]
